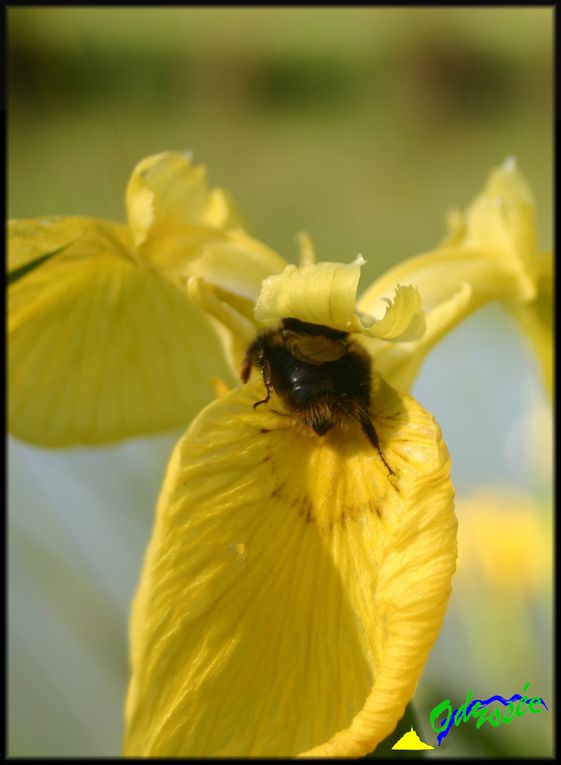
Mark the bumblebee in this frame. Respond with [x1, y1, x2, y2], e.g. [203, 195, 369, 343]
[241, 318, 394, 475]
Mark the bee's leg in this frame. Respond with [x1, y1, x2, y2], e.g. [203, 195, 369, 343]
[240, 353, 253, 383]
[253, 355, 273, 409]
[358, 413, 395, 477]
[241, 338, 262, 383]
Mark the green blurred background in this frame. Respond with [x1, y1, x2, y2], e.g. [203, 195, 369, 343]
[8, 7, 553, 757]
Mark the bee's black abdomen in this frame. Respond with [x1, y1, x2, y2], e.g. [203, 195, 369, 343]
[265, 341, 373, 426]
[329, 345, 371, 408]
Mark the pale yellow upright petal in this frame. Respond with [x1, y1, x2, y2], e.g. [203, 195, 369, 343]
[358, 160, 543, 391]
[126, 151, 213, 246]
[254, 258, 425, 341]
[125, 378, 456, 757]
[8, 155, 288, 447]
[462, 157, 539, 274]
[125, 151, 288, 296]
[255, 258, 363, 329]
[125, 151, 232, 270]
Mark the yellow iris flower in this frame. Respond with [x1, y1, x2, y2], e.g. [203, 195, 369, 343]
[456, 488, 551, 596]
[453, 487, 552, 725]
[124, 158, 547, 757]
[8, 151, 286, 446]
[8, 151, 548, 756]
[125, 255, 457, 757]
[357, 157, 551, 395]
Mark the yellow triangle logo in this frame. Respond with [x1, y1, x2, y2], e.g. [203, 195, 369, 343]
[392, 726, 435, 750]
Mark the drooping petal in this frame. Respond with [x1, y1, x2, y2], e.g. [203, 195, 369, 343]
[254, 257, 425, 341]
[358, 159, 542, 392]
[8, 219, 235, 446]
[7, 216, 129, 275]
[125, 378, 456, 757]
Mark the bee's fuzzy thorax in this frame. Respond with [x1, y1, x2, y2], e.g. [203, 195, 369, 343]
[241, 318, 394, 475]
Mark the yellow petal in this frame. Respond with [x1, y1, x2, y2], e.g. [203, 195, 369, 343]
[184, 232, 287, 376]
[8, 226, 235, 447]
[361, 283, 473, 394]
[125, 151, 287, 295]
[356, 284, 426, 341]
[456, 488, 551, 595]
[254, 258, 362, 329]
[127, 151, 216, 243]
[205, 186, 244, 229]
[462, 156, 540, 275]
[507, 251, 553, 398]
[451, 486, 552, 741]
[125, 151, 232, 266]
[209, 377, 231, 399]
[189, 230, 288, 302]
[297, 231, 317, 266]
[358, 159, 542, 391]
[7, 216, 129, 274]
[187, 276, 256, 377]
[125, 378, 456, 757]
[254, 258, 424, 341]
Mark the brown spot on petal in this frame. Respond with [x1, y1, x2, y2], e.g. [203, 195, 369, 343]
[271, 481, 287, 498]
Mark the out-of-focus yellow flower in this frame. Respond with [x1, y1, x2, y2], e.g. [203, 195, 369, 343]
[8, 151, 286, 447]
[456, 488, 551, 594]
[452, 486, 552, 711]
[125, 258, 457, 757]
[356, 158, 551, 394]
